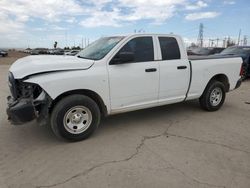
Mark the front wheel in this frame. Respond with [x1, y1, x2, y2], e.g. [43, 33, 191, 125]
[199, 81, 226, 111]
[51, 95, 101, 141]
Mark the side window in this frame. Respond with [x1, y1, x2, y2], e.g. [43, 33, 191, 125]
[158, 37, 181, 60]
[119, 37, 154, 62]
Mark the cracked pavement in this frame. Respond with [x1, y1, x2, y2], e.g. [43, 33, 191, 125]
[0, 65, 250, 188]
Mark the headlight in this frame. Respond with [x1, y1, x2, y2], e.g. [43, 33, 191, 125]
[8, 72, 17, 99]
[8, 72, 43, 100]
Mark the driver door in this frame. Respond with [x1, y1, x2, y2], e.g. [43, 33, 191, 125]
[108, 36, 159, 113]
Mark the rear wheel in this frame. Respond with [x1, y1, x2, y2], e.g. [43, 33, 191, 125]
[241, 63, 248, 80]
[51, 95, 101, 141]
[199, 81, 226, 111]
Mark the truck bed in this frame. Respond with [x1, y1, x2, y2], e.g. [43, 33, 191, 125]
[186, 55, 242, 101]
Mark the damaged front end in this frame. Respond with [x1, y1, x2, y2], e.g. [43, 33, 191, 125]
[7, 72, 52, 125]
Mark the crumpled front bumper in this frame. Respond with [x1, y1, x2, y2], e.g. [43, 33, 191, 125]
[6, 96, 37, 125]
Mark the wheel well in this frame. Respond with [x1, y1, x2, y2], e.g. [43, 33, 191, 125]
[50, 89, 108, 116]
[209, 74, 230, 92]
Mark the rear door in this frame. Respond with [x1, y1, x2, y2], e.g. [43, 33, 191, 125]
[108, 36, 159, 112]
[157, 36, 190, 104]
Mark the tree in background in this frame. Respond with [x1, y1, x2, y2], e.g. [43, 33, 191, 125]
[72, 46, 81, 50]
[54, 41, 58, 49]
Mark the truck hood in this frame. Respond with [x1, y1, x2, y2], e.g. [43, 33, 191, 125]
[10, 55, 94, 79]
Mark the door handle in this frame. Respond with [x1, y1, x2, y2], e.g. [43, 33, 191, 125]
[177, 66, 187, 70]
[145, 68, 157, 72]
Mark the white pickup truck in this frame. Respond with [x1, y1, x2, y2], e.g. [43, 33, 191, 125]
[7, 34, 243, 141]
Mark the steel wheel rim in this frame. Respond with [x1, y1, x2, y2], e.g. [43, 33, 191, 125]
[210, 87, 222, 106]
[63, 106, 92, 134]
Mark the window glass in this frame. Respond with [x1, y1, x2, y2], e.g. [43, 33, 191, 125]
[159, 37, 180, 60]
[119, 37, 154, 62]
[77, 36, 124, 60]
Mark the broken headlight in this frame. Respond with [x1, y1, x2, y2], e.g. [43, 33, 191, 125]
[8, 72, 17, 99]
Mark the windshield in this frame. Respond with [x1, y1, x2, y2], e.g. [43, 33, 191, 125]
[220, 47, 250, 55]
[77, 36, 124, 60]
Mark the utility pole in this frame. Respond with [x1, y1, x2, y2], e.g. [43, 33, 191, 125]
[197, 23, 204, 47]
[209, 39, 215, 47]
[227, 36, 232, 47]
[65, 31, 68, 48]
[243, 35, 248, 46]
[216, 38, 219, 47]
[223, 37, 227, 48]
[211, 39, 215, 47]
[237, 29, 241, 46]
[227, 37, 230, 48]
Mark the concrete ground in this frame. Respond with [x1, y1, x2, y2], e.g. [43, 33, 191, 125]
[0, 64, 250, 188]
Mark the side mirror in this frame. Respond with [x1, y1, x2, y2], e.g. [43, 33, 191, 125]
[110, 52, 135, 65]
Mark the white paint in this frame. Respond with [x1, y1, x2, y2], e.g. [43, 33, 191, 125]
[9, 34, 242, 115]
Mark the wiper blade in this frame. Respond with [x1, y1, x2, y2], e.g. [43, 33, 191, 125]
[77, 55, 96, 60]
[77, 55, 84, 58]
[221, 53, 235, 55]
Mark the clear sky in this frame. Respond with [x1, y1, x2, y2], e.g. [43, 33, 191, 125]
[0, 0, 249, 48]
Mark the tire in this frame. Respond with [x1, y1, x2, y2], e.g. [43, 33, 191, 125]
[241, 63, 248, 80]
[199, 81, 226, 111]
[51, 94, 101, 141]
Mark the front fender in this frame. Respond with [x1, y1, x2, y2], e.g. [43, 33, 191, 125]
[25, 68, 111, 113]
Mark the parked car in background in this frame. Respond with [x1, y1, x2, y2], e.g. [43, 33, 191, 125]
[23, 48, 31, 53]
[64, 50, 71, 54]
[188, 47, 225, 56]
[0, 49, 8, 57]
[216, 46, 250, 80]
[65, 50, 80, 56]
[187, 46, 197, 55]
[30, 49, 39, 55]
[47, 48, 64, 55]
[48, 49, 55, 54]
[53, 48, 64, 55]
[38, 48, 48, 54]
[31, 48, 48, 55]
